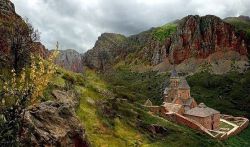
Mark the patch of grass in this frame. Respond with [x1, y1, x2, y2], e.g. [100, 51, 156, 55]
[72, 68, 222, 146]
[152, 23, 177, 42]
[220, 121, 234, 130]
[100, 99, 222, 147]
[46, 67, 249, 146]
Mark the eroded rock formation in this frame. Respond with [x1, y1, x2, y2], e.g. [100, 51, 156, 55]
[55, 49, 83, 73]
[20, 90, 89, 147]
[82, 33, 126, 70]
[167, 15, 248, 64]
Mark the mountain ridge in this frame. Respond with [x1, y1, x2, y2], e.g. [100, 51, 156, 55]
[81, 15, 249, 74]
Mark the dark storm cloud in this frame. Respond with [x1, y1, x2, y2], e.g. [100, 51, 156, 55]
[12, 0, 250, 53]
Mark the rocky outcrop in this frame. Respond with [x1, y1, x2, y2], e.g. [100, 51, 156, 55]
[20, 90, 89, 147]
[82, 33, 126, 70]
[30, 42, 49, 58]
[55, 49, 83, 73]
[167, 15, 248, 64]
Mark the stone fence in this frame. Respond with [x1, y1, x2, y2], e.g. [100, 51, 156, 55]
[161, 112, 214, 137]
[220, 114, 249, 140]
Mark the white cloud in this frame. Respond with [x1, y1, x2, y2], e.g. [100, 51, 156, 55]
[11, 0, 250, 53]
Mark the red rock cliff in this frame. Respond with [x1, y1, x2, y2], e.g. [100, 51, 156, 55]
[167, 15, 248, 64]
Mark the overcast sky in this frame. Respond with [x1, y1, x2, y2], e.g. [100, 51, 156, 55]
[12, 0, 250, 53]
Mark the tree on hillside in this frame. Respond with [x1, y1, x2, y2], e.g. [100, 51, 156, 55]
[0, 16, 40, 72]
[10, 18, 40, 72]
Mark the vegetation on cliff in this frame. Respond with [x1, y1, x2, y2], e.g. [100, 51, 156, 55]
[224, 16, 250, 39]
[152, 23, 177, 42]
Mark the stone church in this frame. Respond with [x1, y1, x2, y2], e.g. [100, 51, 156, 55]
[162, 69, 220, 130]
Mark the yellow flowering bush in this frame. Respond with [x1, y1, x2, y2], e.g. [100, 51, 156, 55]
[29, 50, 59, 103]
[2, 50, 59, 105]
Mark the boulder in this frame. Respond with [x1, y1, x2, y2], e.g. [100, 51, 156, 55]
[20, 90, 89, 147]
[52, 90, 79, 109]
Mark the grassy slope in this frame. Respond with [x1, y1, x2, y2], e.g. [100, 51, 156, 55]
[75, 70, 150, 146]
[113, 23, 178, 69]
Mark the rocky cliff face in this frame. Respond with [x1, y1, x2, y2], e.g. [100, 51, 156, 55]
[83, 15, 249, 74]
[55, 49, 83, 73]
[82, 33, 126, 70]
[30, 42, 49, 58]
[166, 15, 248, 64]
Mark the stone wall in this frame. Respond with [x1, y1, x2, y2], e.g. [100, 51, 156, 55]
[228, 119, 249, 137]
[178, 89, 190, 100]
[146, 106, 161, 114]
[185, 115, 211, 129]
[213, 114, 220, 130]
[220, 115, 249, 140]
[162, 112, 213, 136]
[185, 113, 220, 130]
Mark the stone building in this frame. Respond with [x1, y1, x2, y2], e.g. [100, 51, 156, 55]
[163, 69, 179, 102]
[184, 103, 220, 130]
[161, 69, 220, 130]
[163, 69, 197, 111]
[172, 78, 197, 111]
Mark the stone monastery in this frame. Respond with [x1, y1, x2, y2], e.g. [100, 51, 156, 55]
[163, 69, 220, 130]
[144, 69, 249, 140]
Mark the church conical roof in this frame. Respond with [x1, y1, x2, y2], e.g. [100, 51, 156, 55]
[178, 78, 190, 89]
[170, 69, 178, 78]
